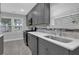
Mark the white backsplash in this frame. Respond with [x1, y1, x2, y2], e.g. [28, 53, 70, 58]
[62, 31, 79, 39]
[37, 28, 79, 39]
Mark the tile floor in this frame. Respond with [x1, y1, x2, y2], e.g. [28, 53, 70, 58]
[3, 40, 32, 55]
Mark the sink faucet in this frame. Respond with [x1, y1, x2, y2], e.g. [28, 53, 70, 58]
[54, 29, 62, 36]
[59, 30, 62, 36]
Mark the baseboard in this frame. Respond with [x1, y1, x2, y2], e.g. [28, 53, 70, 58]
[4, 38, 23, 42]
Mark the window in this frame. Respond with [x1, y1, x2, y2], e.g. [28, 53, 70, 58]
[1, 18, 11, 33]
[14, 19, 22, 31]
[0, 18, 23, 33]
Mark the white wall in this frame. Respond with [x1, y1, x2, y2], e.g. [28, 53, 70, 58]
[50, 3, 79, 39]
[50, 3, 79, 18]
[50, 3, 79, 29]
[1, 12, 29, 41]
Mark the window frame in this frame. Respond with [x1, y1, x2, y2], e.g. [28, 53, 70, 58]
[0, 16, 23, 33]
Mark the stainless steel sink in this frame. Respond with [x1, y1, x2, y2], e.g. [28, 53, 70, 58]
[44, 35, 72, 43]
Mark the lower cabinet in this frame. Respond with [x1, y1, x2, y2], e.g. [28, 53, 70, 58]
[38, 38, 69, 55]
[38, 38, 48, 55]
[0, 36, 4, 55]
[28, 34, 38, 55]
[28, 34, 79, 55]
[69, 47, 79, 55]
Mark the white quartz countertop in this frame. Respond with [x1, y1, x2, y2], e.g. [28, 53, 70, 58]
[28, 32, 79, 51]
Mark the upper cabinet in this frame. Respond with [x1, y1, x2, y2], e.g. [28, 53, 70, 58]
[26, 11, 32, 26]
[44, 4, 50, 24]
[26, 3, 50, 26]
[36, 4, 45, 24]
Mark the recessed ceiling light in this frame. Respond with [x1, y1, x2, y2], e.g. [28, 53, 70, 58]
[20, 9, 25, 12]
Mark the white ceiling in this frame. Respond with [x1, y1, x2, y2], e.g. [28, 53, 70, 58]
[1, 3, 36, 15]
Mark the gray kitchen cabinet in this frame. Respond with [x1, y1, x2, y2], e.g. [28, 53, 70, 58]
[27, 33, 79, 55]
[38, 38, 49, 55]
[38, 38, 69, 55]
[32, 3, 45, 25]
[28, 13, 32, 21]
[69, 47, 79, 55]
[26, 12, 33, 26]
[32, 13, 38, 25]
[28, 33, 38, 55]
[47, 40, 69, 55]
[26, 3, 50, 26]
[0, 36, 3, 55]
[44, 4, 50, 24]
[36, 3, 50, 25]
[37, 4, 45, 24]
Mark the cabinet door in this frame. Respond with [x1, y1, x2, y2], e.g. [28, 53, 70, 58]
[37, 4, 45, 24]
[32, 13, 38, 25]
[44, 4, 50, 24]
[27, 34, 30, 47]
[69, 47, 79, 55]
[38, 38, 49, 55]
[27, 3, 50, 26]
[47, 41, 69, 55]
[39, 38, 69, 55]
[0, 36, 3, 54]
[27, 12, 32, 26]
[28, 34, 37, 55]
[32, 3, 44, 25]
[32, 3, 45, 25]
